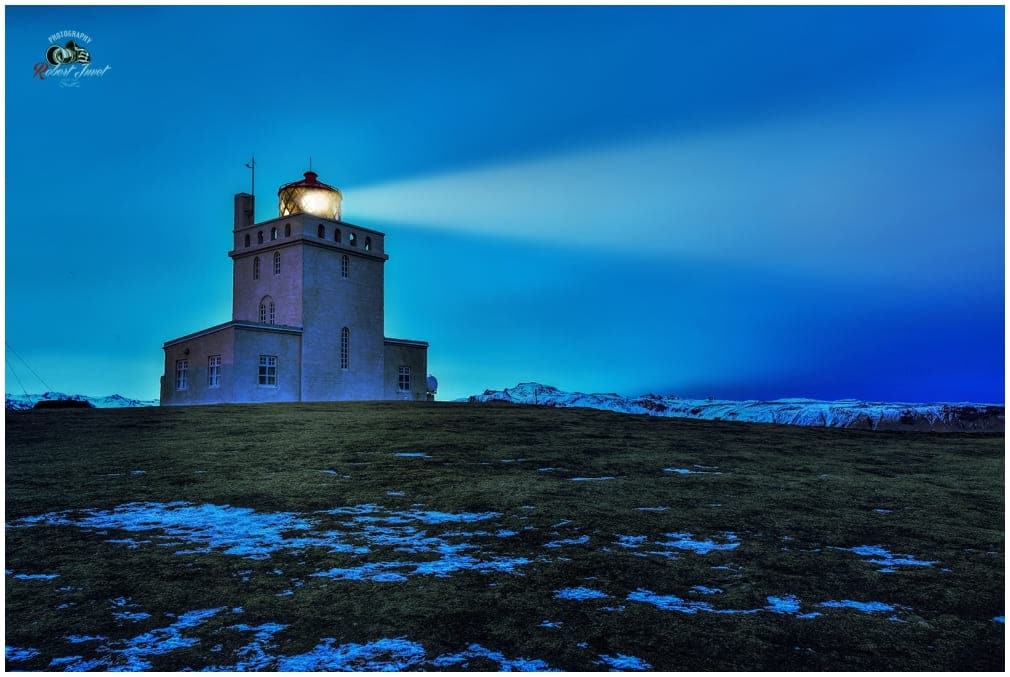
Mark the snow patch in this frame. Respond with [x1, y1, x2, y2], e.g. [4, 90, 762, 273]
[627, 589, 716, 614]
[834, 544, 938, 571]
[598, 653, 652, 671]
[657, 532, 740, 555]
[276, 637, 426, 672]
[765, 595, 802, 614]
[614, 534, 648, 549]
[691, 586, 722, 595]
[554, 587, 609, 601]
[544, 534, 590, 548]
[6, 646, 40, 662]
[59, 607, 224, 671]
[431, 643, 554, 671]
[664, 467, 720, 475]
[819, 600, 895, 613]
[12, 572, 59, 580]
[207, 622, 288, 671]
[14, 502, 532, 587]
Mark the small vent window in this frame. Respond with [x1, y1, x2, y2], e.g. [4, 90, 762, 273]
[340, 327, 349, 370]
[244, 234, 250, 248]
[349, 232, 357, 247]
[284, 223, 291, 237]
[364, 236, 372, 251]
[335, 228, 341, 243]
[271, 227, 278, 241]
[257, 231, 264, 244]
[318, 224, 325, 238]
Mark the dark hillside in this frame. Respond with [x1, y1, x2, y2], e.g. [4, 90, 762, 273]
[5, 402, 1004, 671]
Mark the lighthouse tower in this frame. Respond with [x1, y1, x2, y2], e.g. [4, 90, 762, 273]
[160, 167, 428, 405]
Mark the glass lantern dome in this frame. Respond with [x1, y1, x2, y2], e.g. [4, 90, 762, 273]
[278, 171, 342, 220]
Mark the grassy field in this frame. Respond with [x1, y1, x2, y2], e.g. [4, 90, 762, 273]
[5, 401, 1004, 671]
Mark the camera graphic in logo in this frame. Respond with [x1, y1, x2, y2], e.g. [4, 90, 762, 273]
[46, 41, 90, 66]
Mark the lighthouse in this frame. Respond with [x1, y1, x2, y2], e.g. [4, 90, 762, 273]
[160, 167, 429, 405]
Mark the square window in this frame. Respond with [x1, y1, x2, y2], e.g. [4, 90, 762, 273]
[258, 355, 277, 386]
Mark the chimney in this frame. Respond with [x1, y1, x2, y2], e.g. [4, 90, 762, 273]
[234, 193, 255, 229]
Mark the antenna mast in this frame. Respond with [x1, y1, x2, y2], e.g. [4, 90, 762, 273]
[245, 155, 256, 197]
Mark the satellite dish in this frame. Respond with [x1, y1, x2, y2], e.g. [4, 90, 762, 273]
[426, 375, 438, 393]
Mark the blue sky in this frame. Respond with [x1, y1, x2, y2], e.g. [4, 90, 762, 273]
[5, 6, 1005, 403]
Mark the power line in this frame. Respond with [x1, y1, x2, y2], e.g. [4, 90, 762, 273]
[5, 342, 54, 392]
[6, 360, 31, 403]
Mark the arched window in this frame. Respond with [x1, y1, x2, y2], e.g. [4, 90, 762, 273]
[270, 226, 278, 241]
[244, 234, 250, 248]
[273, 251, 281, 275]
[340, 327, 349, 369]
[364, 236, 372, 251]
[259, 295, 275, 324]
[349, 232, 357, 247]
[318, 224, 325, 238]
[341, 254, 349, 279]
[253, 256, 260, 280]
[284, 223, 291, 237]
[334, 228, 341, 243]
[257, 231, 264, 244]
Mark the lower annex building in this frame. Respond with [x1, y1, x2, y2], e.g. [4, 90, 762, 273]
[160, 168, 430, 405]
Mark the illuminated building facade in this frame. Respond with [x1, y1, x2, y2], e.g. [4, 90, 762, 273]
[160, 170, 429, 405]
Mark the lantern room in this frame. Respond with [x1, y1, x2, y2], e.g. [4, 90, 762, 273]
[278, 170, 343, 220]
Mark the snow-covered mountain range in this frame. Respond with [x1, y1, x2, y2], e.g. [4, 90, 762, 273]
[5, 392, 160, 411]
[465, 383, 1004, 432]
[8, 385, 1003, 432]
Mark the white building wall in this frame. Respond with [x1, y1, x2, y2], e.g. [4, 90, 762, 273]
[161, 326, 237, 406]
[232, 328, 302, 403]
[383, 341, 429, 401]
[300, 242, 386, 401]
[232, 244, 305, 327]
